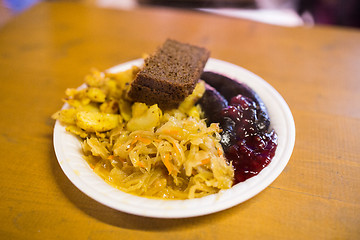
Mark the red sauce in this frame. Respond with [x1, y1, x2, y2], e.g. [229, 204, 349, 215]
[221, 95, 278, 184]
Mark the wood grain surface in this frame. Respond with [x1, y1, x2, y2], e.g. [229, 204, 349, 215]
[0, 2, 359, 239]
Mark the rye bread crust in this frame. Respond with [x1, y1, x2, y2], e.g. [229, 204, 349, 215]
[128, 39, 210, 109]
[129, 84, 181, 109]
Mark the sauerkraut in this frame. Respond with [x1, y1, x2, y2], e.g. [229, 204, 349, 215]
[52, 66, 234, 199]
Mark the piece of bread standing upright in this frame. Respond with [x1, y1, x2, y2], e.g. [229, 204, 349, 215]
[127, 39, 210, 109]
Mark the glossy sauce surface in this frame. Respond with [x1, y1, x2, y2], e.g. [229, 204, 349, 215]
[221, 95, 278, 184]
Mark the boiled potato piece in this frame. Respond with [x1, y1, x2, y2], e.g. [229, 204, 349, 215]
[105, 79, 122, 99]
[84, 69, 105, 87]
[118, 99, 132, 121]
[65, 125, 88, 138]
[131, 102, 148, 117]
[78, 102, 100, 112]
[52, 108, 77, 125]
[86, 87, 106, 103]
[126, 103, 162, 131]
[100, 99, 119, 114]
[178, 81, 205, 114]
[187, 105, 202, 120]
[105, 66, 140, 90]
[76, 111, 121, 132]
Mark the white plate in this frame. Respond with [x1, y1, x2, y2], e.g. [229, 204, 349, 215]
[53, 58, 295, 218]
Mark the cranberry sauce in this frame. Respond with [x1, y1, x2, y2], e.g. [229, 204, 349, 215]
[221, 95, 278, 184]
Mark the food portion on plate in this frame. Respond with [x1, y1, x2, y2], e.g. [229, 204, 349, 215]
[199, 72, 277, 184]
[52, 39, 277, 200]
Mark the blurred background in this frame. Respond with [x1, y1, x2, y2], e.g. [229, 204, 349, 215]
[0, 0, 359, 28]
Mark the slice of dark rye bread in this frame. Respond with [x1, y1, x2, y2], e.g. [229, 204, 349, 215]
[127, 39, 210, 109]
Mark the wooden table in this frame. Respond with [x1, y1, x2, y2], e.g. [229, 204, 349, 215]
[0, 2, 359, 239]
